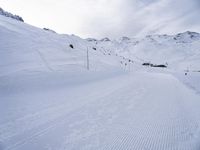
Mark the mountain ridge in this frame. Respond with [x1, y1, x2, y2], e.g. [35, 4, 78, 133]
[0, 8, 200, 73]
[0, 7, 24, 22]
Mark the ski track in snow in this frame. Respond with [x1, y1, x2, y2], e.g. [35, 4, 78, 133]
[1, 71, 200, 150]
[34, 49, 54, 72]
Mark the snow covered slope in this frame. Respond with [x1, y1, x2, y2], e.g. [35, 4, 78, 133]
[1, 10, 200, 150]
[1, 70, 200, 150]
[88, 31, 200, 71]
[0, 14, 121, 76]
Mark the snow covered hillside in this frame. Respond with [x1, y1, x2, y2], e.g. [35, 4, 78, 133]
[1, 10, 200, 150]
[88, 31, 200, 71]
[0, 14, 122, 76]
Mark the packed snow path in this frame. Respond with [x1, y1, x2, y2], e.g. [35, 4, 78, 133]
[1, 71, 200, 150]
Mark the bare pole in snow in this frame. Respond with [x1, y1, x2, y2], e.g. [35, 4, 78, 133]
[87, 47, 89, 70]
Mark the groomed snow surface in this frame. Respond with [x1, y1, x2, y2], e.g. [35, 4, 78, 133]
[1, 70, 200, 150]
[1, 13, 200, 150]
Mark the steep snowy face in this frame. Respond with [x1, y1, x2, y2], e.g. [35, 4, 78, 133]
[0, 8, 24, 22]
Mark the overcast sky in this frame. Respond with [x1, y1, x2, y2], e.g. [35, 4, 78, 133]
[0, 0, 200, 38]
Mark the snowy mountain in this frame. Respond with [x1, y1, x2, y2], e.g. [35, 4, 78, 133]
[1, 8, 199, 74]
[1, 9, 200, 150]
[87, 31, 200, 71]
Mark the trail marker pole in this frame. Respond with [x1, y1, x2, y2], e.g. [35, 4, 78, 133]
[87, 47, 89, 70]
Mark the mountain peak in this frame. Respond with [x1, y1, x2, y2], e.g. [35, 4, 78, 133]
[120, 36, 130, 41]
[176, 31, 200, 37]
[173, 31, 200, 42]
[100, 37, 111, 42]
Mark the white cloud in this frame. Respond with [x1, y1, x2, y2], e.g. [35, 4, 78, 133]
[0, 0, 200, 38]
